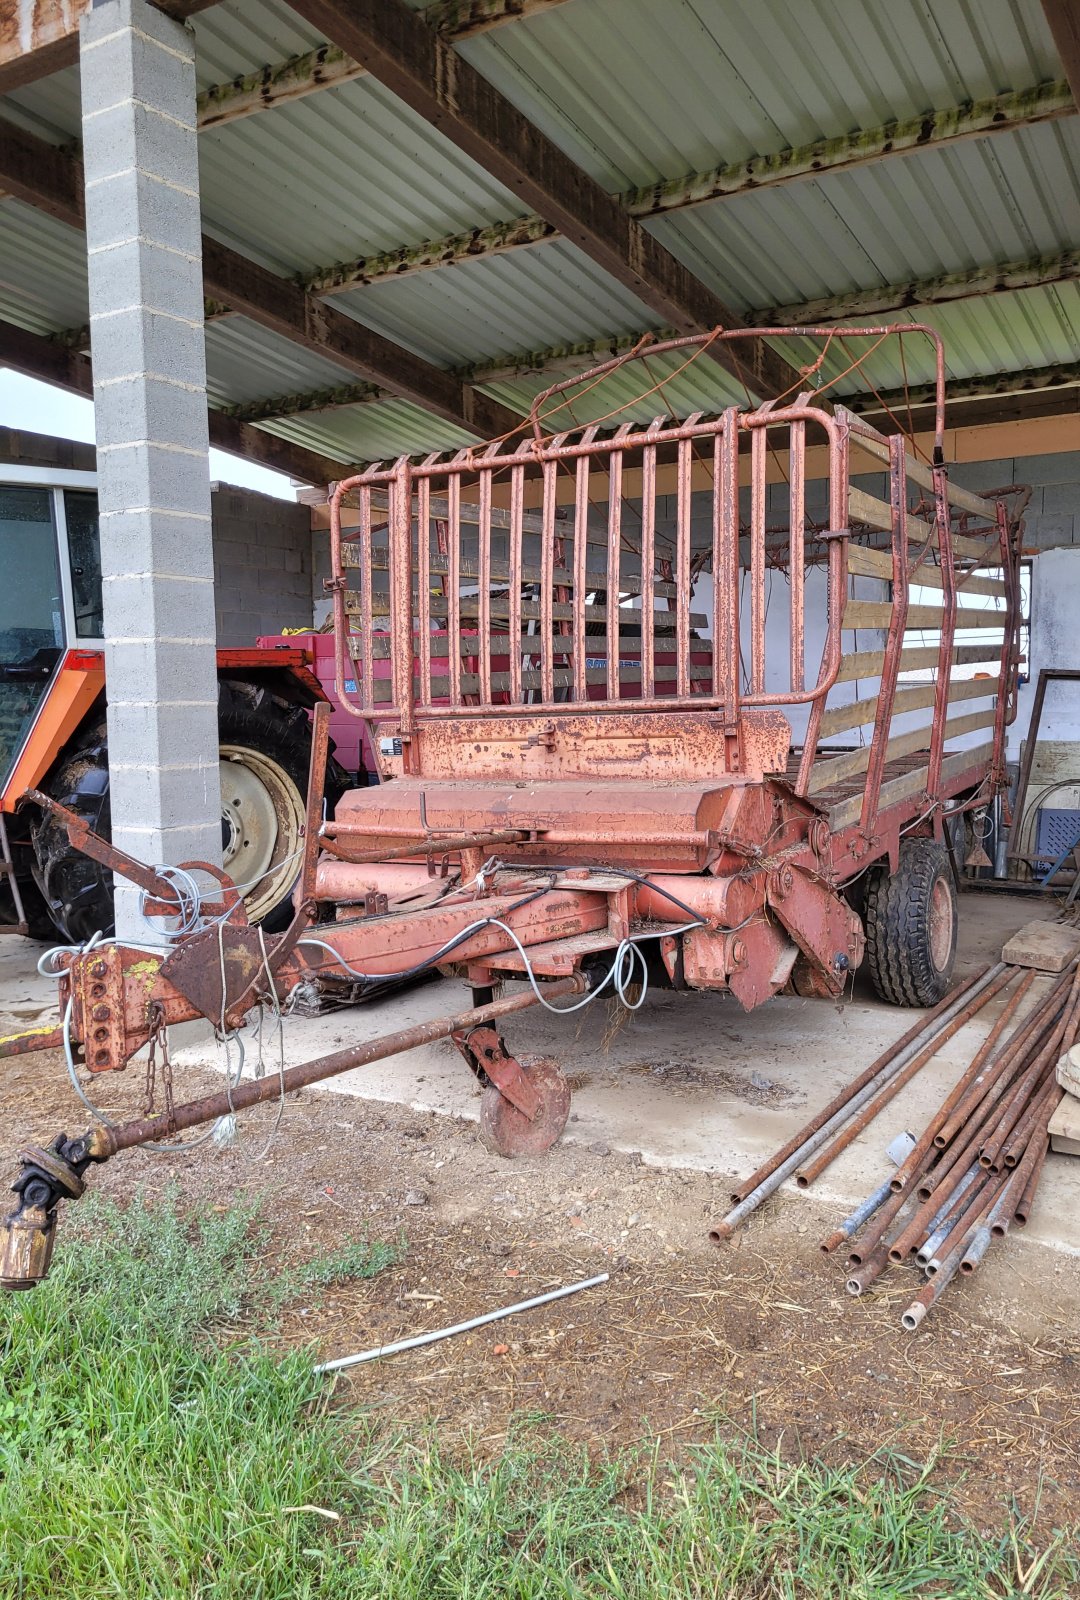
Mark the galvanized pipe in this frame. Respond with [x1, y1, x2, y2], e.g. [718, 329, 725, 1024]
[727, 962, 999, 1207]
[890, 967, 1035, 1192]
[795, 965, 1013, 1189]
[914, 1165, 982, 1266]
[709, 967, 1005, 1241]
[88, 975, 585, 1158]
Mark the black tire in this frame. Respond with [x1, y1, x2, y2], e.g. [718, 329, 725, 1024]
[864, 839, 957, 1008]
[31, 682, 346, 943]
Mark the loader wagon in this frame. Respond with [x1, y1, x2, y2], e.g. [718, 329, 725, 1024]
[0, 327, 1025, 1283]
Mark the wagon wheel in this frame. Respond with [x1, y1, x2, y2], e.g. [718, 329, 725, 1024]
[479, 1055, 571, 1158]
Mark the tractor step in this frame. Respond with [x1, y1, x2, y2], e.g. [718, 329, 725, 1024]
[489, 930, 623, 976]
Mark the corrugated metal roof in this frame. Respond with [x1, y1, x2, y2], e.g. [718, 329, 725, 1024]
[0, 201, 88, 333]
[450, 0, 1061, 190]
[332, 240, 663, 367]
[0, 0, 1075, 470]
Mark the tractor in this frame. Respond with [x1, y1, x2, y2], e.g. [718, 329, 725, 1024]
[0, 467, 351, 942]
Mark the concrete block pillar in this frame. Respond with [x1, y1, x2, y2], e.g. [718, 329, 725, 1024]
[80, 0, 222, 937]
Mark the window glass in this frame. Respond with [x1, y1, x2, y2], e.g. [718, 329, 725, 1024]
[64, 489, 104, 639]
[0, 486, 63, 790]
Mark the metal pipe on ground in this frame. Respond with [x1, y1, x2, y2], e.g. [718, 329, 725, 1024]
[889, 967, 1035, 1194]
[711, 965, 1004, 1240]
[931, 967, 1072, 1151]
[901, 1177, 1006, 1330]
[924, 1168, 1010, 1275]
[727, 962, 999, 1206]
[88, 976, 585, 1157]
[992, 1087, 1063, 1233]
[914, 1165, 983, 1266]
[794, 966, 1014, 1189]
[979, 976, 1080, 1166]
[1014, 1136, 1051, 1227]
[1001, 1069, 1063, 1168]
[817, 1133, 915, 1254]
[890, 1151, 992, 1264]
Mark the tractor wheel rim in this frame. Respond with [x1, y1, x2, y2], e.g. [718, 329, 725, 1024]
[218, 745, 304, 924]
[929, 876, 954, 972]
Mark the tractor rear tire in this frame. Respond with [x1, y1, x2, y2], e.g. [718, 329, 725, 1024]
[864, 839, 957, 1008]
[31, 684, 344, 944]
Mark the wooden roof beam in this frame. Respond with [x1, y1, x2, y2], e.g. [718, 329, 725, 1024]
[199, 0, 574, 127]
[1042, 2, 1080, 105]
[0, 115, 519, 441]
[0, 0, 220, 93]
[286, 0, 800, 401]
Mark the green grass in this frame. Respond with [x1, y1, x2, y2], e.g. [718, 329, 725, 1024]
[0, 1192, 1074, 1600]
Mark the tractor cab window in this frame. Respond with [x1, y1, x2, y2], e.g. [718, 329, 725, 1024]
[63, 490, 104, 640]
[0, 486, 64, 791]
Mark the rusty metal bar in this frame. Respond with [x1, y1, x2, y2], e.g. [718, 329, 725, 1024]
[794, 416, 848, 790]
[89, 976, 586, 1158]
[299, 702, 332, 906]
[319, 827, 529, 864]
[1014, 1134, 1051, 1226]
[793, 963, 1013, 1189]
[640, 433, 657, 699]
[0, 1025, 65, 1061]
[540, 457, 557, 703]
[727, 962, 998, 1207]
[572, 455, 589, 700]
[358, 483, 375, 714]
[889, 966, 1035, 1193]
[390, 468, 414, 736]
[416, 475, 432, 706]
[446, 474, 462, 704]
[749, 425, 766, 695]
[508, 462, 524, 704]
[717, 408, 740, 722]
[676, 434, 691, 698]
[789, 419, 805, 695]
[607, 448, 623, 701]
[477, 465, 493, 706]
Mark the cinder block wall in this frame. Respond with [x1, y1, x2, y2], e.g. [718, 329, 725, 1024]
[210, 484, 315, 645]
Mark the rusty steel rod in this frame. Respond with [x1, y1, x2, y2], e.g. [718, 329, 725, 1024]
[932, 967, 1073, 1151]
[726, 962, 999, 1207]
[1014, 1135, 1052, 1227]
[901, 1175, 1007, 1329]
[914, 1165, 984, 1266]
[87, 976, 585, 1159]
[794, 965, 1014, 1190]
[319, 827, 530, 863]
[923, 1169, 1007, 1273]
[890, 967, 1035, 1192]
[0, 1025, 65, 1061]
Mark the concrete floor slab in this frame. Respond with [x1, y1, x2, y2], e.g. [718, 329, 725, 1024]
[4, 890, 1079, 1258]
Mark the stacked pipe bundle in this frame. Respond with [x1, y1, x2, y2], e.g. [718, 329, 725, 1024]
[709, 959, 1067, 1332]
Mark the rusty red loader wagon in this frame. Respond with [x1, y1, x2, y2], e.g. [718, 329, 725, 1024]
[0, 328, 1023, 1286]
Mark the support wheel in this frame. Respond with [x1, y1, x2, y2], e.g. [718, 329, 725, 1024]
[479, 1056, 571, 1158]
[864, 839, 957, 1007]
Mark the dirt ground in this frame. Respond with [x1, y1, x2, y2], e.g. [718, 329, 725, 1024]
[3, 1014, 1078, 1537]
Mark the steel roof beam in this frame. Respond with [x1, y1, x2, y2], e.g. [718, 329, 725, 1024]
[285, 0, 799, 401]
[0, 0, 220, 92]
[0, 115, 519, 440]
[301, 80, 1074, 295]
[198, 0, 574, 128]
[1042, 2, 1080, 105]
[0, 316, 354, 483]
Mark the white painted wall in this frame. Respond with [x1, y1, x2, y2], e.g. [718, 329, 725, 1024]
[1012, 546, 1080, 759]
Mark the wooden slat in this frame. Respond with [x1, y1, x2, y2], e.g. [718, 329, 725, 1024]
[846, 543, 1007, 597]
[362, 661, 716, 701]
[843, 600, 1006, 631]
[807, 707, 997, 794]
[835, 641, 1006, 682]
[350, 594, 707, 627]
[843, 422, 1000, 522]
[347, 548, 680, 599]
[825, 742, 993, 831]
[848, 486, 996, 562]
[350, 631, 714, 661]
[819, 673, 996, 737]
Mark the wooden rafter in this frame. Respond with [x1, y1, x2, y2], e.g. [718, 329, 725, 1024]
[1042, 1, 1080, 104]
[0, 116, 519, 441]
[286, 0, 800, 401]
[0, 0, 220, 92]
